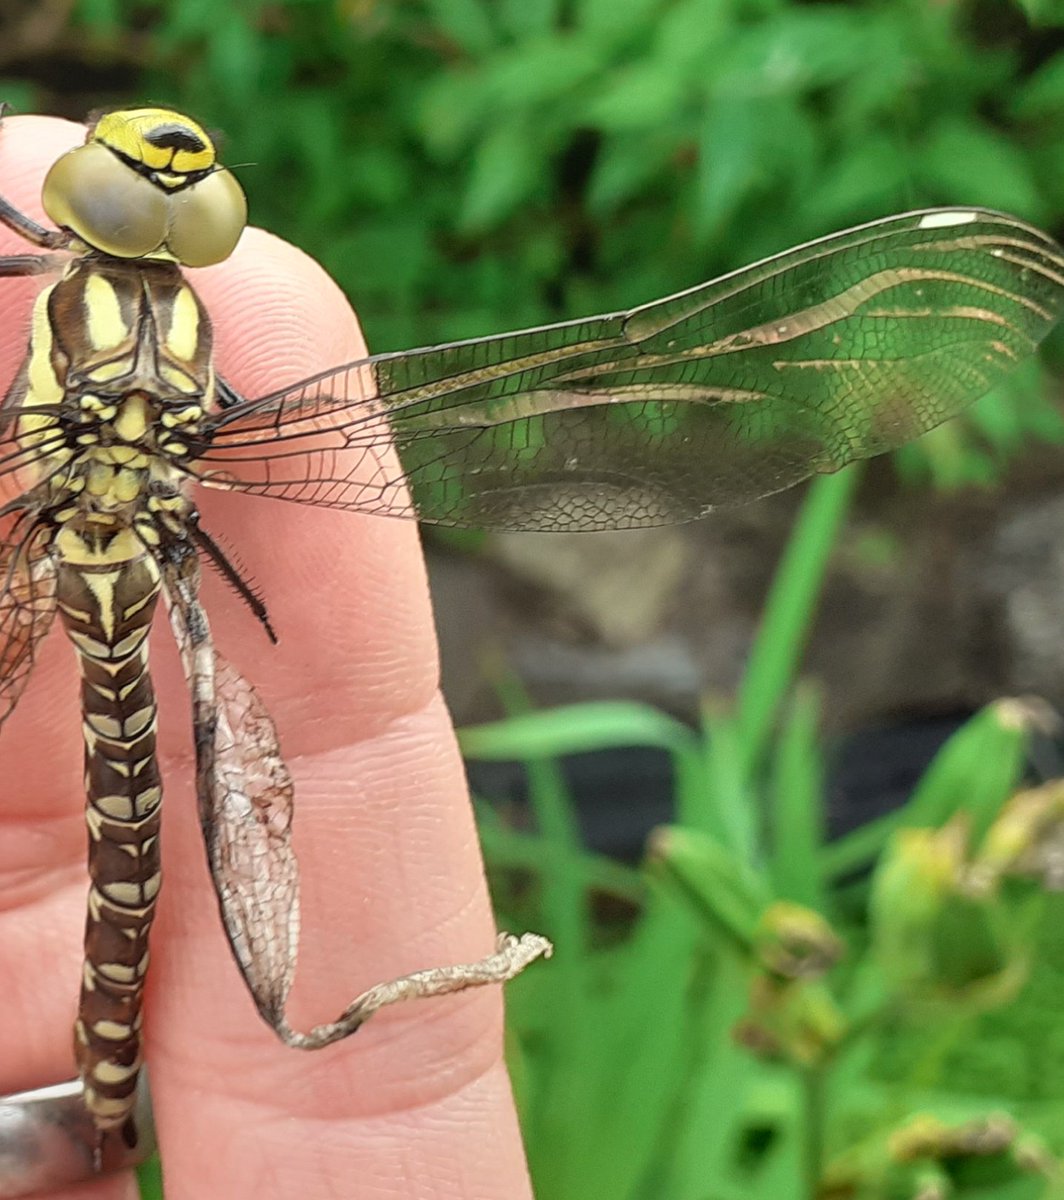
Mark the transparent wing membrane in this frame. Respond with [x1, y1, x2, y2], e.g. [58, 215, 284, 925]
[0, 521, 57, 728]
[180, 208, 1064, 531]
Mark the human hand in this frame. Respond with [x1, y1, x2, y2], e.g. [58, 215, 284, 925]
[0, 113, 536, 1200]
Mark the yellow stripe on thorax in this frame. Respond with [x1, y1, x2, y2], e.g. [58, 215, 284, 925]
[84, 275, 130, 352]
[166, 286, 200, 362]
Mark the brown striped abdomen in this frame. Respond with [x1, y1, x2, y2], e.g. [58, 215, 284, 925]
[54, 525, 162, 1132]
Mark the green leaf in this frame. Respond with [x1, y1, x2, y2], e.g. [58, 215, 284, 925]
[459, 120, 544, 230]
[1010, 52, 1064, 118]
[425, 0, 498, 55]
[1014, 0, 1064, 27]
[581, 61, 691, 131]
[918, 118, 1045, 218]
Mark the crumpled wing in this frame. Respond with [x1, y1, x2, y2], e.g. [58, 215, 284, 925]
[162, 545, 299, 1027]
[162, 544, 549, 1047]
[0, 522, 57, 729]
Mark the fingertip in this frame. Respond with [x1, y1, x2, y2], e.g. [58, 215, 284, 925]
[0, 114, 83, 231]
[192, 226, 367, 399]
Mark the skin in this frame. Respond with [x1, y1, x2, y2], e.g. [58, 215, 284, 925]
[0, 115, 535, 1200]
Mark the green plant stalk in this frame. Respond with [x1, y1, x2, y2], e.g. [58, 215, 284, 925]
[768, 684, 828, 912]
[801, 1064, 829, 1200]
[736, 467, 860, 777]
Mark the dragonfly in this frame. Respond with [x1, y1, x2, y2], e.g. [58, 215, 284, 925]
[0, 106, 1062, 1147]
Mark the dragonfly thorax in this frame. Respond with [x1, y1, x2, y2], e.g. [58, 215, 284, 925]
[13, 255, 212, 527]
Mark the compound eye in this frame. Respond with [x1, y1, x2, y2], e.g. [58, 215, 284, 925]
[42, 142, 168, 258]
[166, 168, 247, 267]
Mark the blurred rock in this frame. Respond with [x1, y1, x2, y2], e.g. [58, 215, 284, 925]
[428, 451, 1064, 734]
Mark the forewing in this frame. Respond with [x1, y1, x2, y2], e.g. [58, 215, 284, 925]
[162, 551, 299, 1026]
[0, 521, 57, 728]
[189, 208, 1064, 531]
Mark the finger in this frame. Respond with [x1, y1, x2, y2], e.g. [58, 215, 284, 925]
[0, 114, 535, 1200]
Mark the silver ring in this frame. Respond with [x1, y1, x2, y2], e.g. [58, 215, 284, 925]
[0, 1076, 155, 1197]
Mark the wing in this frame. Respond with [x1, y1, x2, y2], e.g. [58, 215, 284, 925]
[185, 207, 1064, 532]
[162, 542, 548, 1047]
[0, 519, 57, 729]
[161, 542, 299, 1027]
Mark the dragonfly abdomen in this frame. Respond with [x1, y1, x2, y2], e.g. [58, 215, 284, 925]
[54, 524, 163, 1132]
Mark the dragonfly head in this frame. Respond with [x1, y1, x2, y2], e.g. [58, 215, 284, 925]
[40, 107, 247, 268]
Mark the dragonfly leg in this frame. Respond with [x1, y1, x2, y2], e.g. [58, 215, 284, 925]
[214, 373, 247, 409]
[0, 194, 69, 250]
[0, 251, 63, 276]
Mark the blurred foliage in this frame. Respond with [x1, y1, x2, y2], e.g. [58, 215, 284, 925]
[0, 0, 1060, 481]
[466, 473, 1064, 1200]
[1, 0, 1058, 346]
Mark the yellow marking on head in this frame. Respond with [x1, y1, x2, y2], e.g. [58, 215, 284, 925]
[84, 274, 129, 352]
[93, 107, 216, 175]
[167, 287, 201, 361]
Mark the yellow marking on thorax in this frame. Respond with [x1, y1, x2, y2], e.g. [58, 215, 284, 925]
[166, 287, 200, 362]
[16, 291, 70, 471]
[87, 361, 130, 383]
[113, 394, 150, 443]
[97, 445, 148, 467]
[26, 287, 63, 405]
[84, 275, 130, 352]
